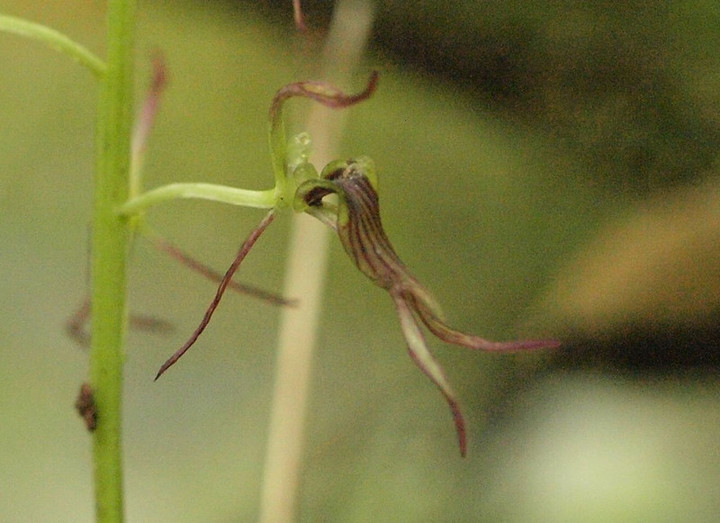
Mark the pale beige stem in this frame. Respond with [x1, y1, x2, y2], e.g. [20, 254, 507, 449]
[258, 2, 374, 521]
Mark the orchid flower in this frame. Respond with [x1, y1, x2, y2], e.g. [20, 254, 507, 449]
[122, 71, 559, 456]
[294, 157, 560, 456]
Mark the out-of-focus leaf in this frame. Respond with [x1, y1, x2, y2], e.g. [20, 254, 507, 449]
[534, 177, 720, 334]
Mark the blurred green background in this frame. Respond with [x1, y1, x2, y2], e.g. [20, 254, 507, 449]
[2, 0, 720, 520]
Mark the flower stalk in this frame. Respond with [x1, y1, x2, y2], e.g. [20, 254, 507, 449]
[89, 0, 136, 520]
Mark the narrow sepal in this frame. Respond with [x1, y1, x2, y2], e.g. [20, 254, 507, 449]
[155, 210, 276, 380]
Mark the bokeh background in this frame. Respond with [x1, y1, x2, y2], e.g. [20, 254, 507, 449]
[2, 0, 720, 520]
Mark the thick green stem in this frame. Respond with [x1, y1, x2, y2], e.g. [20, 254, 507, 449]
[90, 0, 135, 521]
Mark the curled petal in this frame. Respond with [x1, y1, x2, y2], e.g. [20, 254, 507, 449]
[268, 73, 378, 196]
[269, 72, 378, 133]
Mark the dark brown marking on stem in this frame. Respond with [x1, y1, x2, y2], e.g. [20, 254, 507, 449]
[75, 382, 97, 432]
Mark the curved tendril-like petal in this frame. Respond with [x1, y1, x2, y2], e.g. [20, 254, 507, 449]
[269, 71, 379, 133]
[391, 289, 467, 457]
[408, 291, 562, 352]
[155, 210, 276, 380]
[268, 73, 378, 201]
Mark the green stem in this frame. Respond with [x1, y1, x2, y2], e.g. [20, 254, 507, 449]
[117, 183, 276, 216]
[90, 0, 135, 521]
[0, 14, 106, 77]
